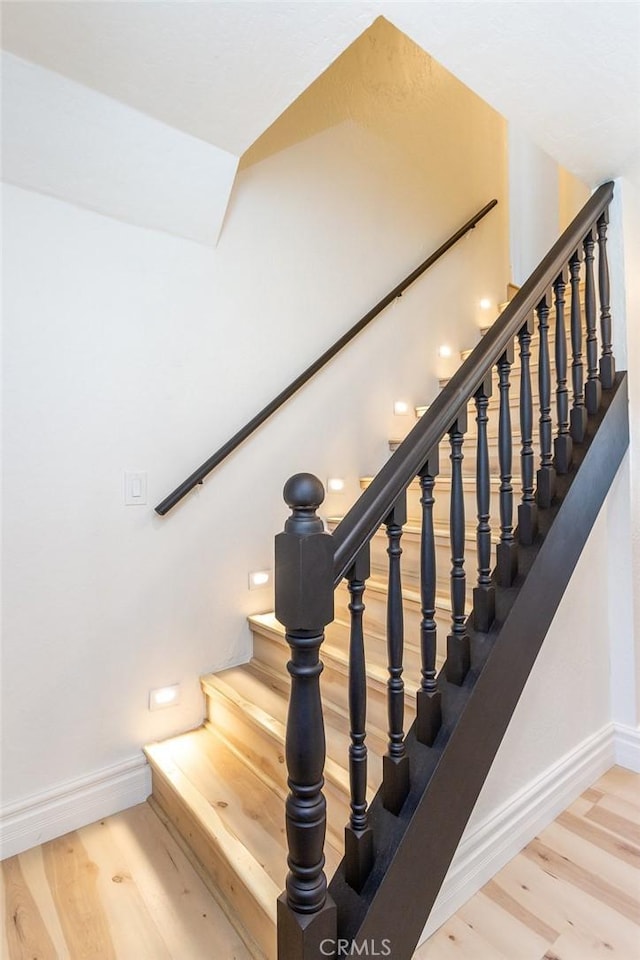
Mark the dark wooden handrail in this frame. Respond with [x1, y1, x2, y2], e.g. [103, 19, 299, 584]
[155, 199, 498, 515]
[332, 181, 615, 584]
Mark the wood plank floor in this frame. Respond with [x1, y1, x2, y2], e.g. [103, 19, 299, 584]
[2, 766, 638, 959]
[416, 766, 640, 960]
[1, 802, 253, 960]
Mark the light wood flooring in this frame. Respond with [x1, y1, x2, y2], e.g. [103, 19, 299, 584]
[2, 766, 638, 959]
[417, 766, 640, 960]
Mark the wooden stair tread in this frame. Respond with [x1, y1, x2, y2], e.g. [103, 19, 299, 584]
[201, 662, 373, 855]
[326, 516, 497, 544]
[249, 612, 440, 702]
[328, 611, 432, 656]
[344, 574, 451, 610]
[145, 727, 281, 930]
[242, 658, 389, 761]
[360, 474, 501, 490]
[250, 601, 452, 650]
[251, 613, 451, 699]
[146, 727, 341, 895]
[202, 662, 384, 793]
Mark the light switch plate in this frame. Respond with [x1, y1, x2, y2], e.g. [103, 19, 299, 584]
[124, 471, 148, 505]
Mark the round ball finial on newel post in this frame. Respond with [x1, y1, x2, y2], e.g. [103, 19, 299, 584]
[275, 473, 337, 959]
[283, 473, 326, 536]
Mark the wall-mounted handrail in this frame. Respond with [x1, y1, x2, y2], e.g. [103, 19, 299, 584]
[331, 181, 614, 584]
[154, 198, 498, 515]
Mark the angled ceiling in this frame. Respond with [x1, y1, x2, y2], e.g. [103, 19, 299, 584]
[2, 1, 639, 185]
[0, 1, 375, 156]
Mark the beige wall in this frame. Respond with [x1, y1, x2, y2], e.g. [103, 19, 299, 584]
[559, 165, 591, 231]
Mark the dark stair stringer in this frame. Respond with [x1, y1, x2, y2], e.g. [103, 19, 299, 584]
[328, 372, 629, 958]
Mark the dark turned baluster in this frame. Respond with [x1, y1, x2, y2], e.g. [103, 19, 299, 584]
[496, 346, 518, 587]
[517, 315, 538, 544]
[446, 410, 470, 686]
[275, 474, 337, 959]
[382, 492, 410, 815]
[536, 294, 556, 508]
[553, 270, 573, 475]
[583, 228, 602, 415]
[597, 209, 616, 389]
[344, 544, 373, 893]
[416, 448, 442, 746]
[473, 374, 495, 631]
[569, 250, 588, 443]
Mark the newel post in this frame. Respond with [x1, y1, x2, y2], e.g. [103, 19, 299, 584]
[275, 473, 337, 960]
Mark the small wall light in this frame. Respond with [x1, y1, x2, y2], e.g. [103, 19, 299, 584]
[393, 400, 410, 415]
[438, 345, 453, 358]
[327, 477, 345, 493]
[249, 569, 271, 590]
[149, 684, 181, 711]
[479, 298, 492, 310]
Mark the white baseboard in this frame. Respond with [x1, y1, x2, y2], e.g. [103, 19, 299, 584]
[1, 755, 151, 860]
[419, 722, 616, 942]
[613, 721, 640, 772]
[1, 719, 636, 897]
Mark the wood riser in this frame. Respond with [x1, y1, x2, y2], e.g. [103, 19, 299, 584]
[329, 521, 492, 600]
[202, 669, 381, 851]
[148, 757, 276, 960]
[252, 620, 422, 736]
[361, 476, 503, 529]
[390, 436, 559, 483]
[400, 392, 563, 456]
[205, 695, 351, 851]
[334, 581, 455, 660]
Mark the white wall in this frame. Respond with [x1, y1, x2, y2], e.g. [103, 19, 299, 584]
[615, 178, 640, 723]
[508, 125, 560, 285]
[421, 464, 631, 940]
[474, 492, 613, 816]
[1, 63, 509, 813]
[2, 52, 238, 246]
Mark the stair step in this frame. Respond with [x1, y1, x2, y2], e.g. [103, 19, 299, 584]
[439, 360, 562, 395]
[360, 474, 502, 528]
[419, 361, 546, 415]
[388, 432, 553, 473]
[334, 577, 454, 655]
[201, 662, 383, 849]
[409, 381, 559, 460]
[249, 612, 440, 735]
[144, 724, 345, 960]
[455, 279, 581, 364]
[326, 515, 485, 598]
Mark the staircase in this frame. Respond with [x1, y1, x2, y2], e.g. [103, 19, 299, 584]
[146, 182, 629, 959]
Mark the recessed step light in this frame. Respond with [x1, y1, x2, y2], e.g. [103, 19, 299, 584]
[438, 345, 452, 358]
[149, 684, 181, 711]
[327, 477, 345, 493]
[248, 569, 271, 590]
[393, 400, 411, 416]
